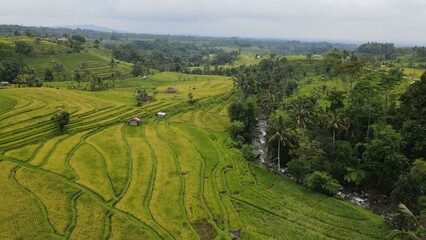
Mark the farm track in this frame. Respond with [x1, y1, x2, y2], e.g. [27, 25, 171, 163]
[64, 191, 84, 239]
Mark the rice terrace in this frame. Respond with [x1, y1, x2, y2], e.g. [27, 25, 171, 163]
[1, 22, 426, 240]
[0, 75, 389, 239]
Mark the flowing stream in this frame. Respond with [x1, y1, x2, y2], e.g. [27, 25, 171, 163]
[252, 118, 267, 163]
[251, 118, 391, 219]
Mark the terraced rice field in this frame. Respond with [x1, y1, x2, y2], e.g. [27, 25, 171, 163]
[0, 76, 390, 239]
[0, 36, 131, 79]
[25, 51, 132, 79]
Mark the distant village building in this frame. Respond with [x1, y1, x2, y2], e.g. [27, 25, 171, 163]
[157, 112, 166, 118]
[129, 116, 141, 126]
[165, 87, 177, 94]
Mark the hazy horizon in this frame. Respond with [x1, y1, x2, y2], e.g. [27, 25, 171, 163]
[1, 0, 425, 45]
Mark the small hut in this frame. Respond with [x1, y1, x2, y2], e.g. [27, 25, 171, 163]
[129, 116, 141, 126]
[165, 87, 177, 94]
[157, 112, 166, 118]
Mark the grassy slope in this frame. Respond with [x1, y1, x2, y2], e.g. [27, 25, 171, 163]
[0, 36, 131, 79]
[0, 95, 17, 115]
[0, 72, 390, 239]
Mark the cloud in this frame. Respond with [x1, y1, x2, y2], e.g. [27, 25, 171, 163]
[0, 0, 425, 44]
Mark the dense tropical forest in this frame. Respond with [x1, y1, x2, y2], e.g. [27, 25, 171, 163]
[0, 24, 425, 239]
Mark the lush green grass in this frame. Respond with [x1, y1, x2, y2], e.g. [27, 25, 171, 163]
[70, 143, 117, 202]
[0, 161, 61, 240]
[4, 142, 42, 161]
[232, 55, 268, 66]
[286, 55, 323, 60]
[0, 72, 390, 239]
[0, 36, 132, 79]
[68, 194, 108, 239]
[15, 167, 81, 236]
[86, 124, 129, 196]
[403, 68, 425, 78]
[0, 94, 17, 115]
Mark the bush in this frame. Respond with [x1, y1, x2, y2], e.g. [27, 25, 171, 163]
[241, 144, 256, 162]
[287, 158, 313, 183]
[228, 121, 245, 140]
[305, 171, 341, 196]
[15, 41, 33, 55]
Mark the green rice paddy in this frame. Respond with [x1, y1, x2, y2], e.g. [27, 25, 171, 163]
[0, 71, 390, 239]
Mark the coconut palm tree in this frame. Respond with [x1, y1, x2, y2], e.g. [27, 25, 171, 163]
[287, 97, 317, 129]
[267, 115, 295, 170]
[52, 63, 65, 80]
[325, 111, 345, 148]
[387, 197, 426, 240]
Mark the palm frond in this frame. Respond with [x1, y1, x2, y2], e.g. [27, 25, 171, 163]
[398, 203, 418, 220]
[398, 203, 423, 228]
[386, 229, 421, 240]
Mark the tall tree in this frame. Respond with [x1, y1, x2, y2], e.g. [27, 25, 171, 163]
[52, 63, 65, 81]
[362, 124, 410, 192]
[15, 41, 33, 56]
[398, 71, 426, 123]
[51, 111, 70, 132]
[267, 114, 295, 170]
[287, 97, 318, 129]
[44, 68, 53, 81]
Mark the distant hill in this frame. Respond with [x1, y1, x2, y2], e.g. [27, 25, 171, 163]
[56, 25, 121, 33]
[0, 24, 358, 55]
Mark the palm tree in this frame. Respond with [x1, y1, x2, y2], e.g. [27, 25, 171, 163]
[52, 63, 65, 80]
[287, 97, 317, 129]
[80, 62, 90, 77]
[110, 59, 117, 68]
[267, 115, 295, 170]
[387, 197, 426, 240]
[261, 90, 280, 115]
[325, 111, 345, 148]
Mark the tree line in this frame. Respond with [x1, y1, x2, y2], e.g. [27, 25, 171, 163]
[228, 52, 425, 214]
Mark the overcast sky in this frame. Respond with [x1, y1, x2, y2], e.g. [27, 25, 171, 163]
[0, 0, 425, 45]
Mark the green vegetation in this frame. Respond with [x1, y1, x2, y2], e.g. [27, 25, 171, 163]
[51, 111, 70, 131]
[232, 48, 426, 225]
[0, 70, 390, 239]
[2, 25, 425, 239]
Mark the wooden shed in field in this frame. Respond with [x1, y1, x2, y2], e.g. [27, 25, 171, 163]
[129, 116, 141, 126]
[157, 112, 166, 118]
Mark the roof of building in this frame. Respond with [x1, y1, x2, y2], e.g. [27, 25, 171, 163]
[130, 117, 141, 122]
